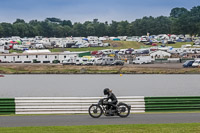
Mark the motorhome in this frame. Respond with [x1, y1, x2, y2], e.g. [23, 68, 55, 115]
[35, 43, 44, 49]
[132, 56, 153, 64]
[101, 57, 115, 65]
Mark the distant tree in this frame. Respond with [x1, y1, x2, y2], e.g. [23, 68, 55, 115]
[1, 23, 13, 37]
[93, 19, 99, 24]
[117, 21, 129, 36]
[73, 23, 86, 37]
[29, 20, 39, 26]
[0, 25, 3, 37]
[46, 17, 62, 24]
[108, 21, 118, 36]
[63, 25, 72, 37]
[13, 19, 26, 24]
[62, 20, 73, 27]
[170, 7, 188, 18]
[86, 23, 95, 36]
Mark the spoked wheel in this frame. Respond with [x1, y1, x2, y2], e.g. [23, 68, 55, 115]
[117, 104, 130, 118]
[88, 105, 103, 118]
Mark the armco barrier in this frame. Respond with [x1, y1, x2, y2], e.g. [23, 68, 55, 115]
[145, 96, 200, 112]
[15, 96, 145, 114]
[1, 96, 199, 115]
[0, 98, 15, 115]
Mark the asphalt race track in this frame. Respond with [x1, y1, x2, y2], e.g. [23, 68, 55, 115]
[0, 113, 200, 127]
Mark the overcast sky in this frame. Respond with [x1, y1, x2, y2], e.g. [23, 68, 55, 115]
[0, 0, 199, 23]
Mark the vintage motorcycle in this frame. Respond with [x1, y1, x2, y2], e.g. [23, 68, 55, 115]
[88, 98, 131, 118]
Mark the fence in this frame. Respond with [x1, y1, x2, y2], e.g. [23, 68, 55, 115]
[1, 96, 200, 115]
[15, 96, 145, 114]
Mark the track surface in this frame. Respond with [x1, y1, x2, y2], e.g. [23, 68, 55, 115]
[0, 113, 200, 127]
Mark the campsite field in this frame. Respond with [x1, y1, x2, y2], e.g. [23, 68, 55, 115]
[0, 123, 200, 133]
[50, 41, 194, 52]
[9, 41, 194, 53]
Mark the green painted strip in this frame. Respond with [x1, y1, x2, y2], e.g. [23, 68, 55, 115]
[145, 96, 200, 112]
[145, 96, 200, 99]
[146, 104, 200, 107]
[0, 103, 15, 106]
[0, 109, 15, 112]
[0, 106, 16, 109]
[0, 98, 15, 100]
[145, 98, 200, 101]
[146, 101, 200, 104]
[146, 106, 200, 109]
[0, 98, 15, 115]
[145, 109, 200, 112]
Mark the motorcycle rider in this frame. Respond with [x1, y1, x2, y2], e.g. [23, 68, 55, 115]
[103, 88, 118, 113]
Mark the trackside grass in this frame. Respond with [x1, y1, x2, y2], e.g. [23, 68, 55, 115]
[0, 123, 200, 133]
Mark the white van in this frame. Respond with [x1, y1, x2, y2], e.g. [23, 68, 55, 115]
[74, 57, 89, 65]
[62, 58, 75, 65]
[132, 56, 153, 64]
[94, 58, 103, 65]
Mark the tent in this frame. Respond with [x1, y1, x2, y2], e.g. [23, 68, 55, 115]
[150, 51, 171, 59]
[10, 41, 19, 44]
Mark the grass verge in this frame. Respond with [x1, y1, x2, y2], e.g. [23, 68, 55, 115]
[0, 123, 200, 133]
[0, 65, 200, 74]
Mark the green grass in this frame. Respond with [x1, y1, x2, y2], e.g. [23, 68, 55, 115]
[9, 49, 23, 53]
[0, 123, 200, 133]
[49, 47, 113, 52]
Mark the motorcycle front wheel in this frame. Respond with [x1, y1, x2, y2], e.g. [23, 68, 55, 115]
[88, 105, 103, 118]
[117, 104, 130, 118]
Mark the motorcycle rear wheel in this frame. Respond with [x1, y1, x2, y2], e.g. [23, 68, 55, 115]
[88, 105, 103, 118]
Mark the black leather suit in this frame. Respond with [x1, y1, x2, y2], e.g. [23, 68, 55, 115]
[105, 92, 118, 110]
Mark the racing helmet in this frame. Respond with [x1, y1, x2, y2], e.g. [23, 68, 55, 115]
[104, 88, 109, 95]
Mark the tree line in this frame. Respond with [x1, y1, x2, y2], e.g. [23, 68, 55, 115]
[0, 6, 200, 38]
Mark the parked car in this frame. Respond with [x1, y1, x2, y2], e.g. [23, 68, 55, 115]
[111, 60, 124, 66]
[182, 60, 195, 68]
[192, 60, 200, 67]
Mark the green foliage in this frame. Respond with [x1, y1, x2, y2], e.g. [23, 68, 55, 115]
[0, 5, 200, 38]
[170, 7, 188, 18]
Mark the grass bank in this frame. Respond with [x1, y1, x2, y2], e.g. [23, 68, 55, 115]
[0, 123, 200, 133]
[0, 64, 200, 74]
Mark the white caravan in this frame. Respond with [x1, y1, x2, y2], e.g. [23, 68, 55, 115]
[132, 56, 153, 64]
